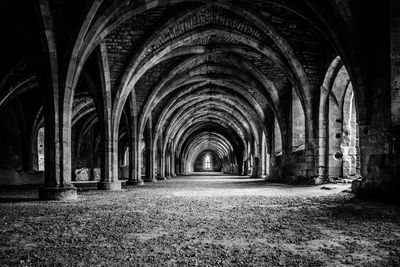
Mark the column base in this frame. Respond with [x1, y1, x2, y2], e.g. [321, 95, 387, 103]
[126, 180, 138, 186]
[97, 181, 122, 190]
[126, 179, 145, 186]
[144, 178, 157, 183]
[39, 186, 78, 201]
[314, 176, 327, 185]
[157, 176, 167, 180]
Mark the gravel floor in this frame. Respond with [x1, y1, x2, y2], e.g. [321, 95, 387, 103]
[1, 173, 400, 266]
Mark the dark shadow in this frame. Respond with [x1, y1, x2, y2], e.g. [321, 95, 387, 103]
[319, 196, 400, 223]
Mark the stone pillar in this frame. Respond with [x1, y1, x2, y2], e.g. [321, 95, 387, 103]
[171, 143, 177, 176]
[37, 1, 77, 200]
[391, 0, 400, 128]
[97, 136, 121, 190]
[97, 43, 121, 191]
[40, 107, 77, 200]
[251, 157, 261, 178]
[243, 157, 248, 176]
[145, 116, 156, 182]
[160, 151, 166, 179]
[175, 153, 180, 176]
[159, 133, 166, 180]
[238, 162, 243, 175]
[242, 141, 247, 176]
[165, 151, 171, 178]
[128, 113, 143, 185]
[261, 137, 267, 177]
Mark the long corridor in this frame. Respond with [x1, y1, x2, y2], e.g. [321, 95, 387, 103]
[1, 174, 399, 266]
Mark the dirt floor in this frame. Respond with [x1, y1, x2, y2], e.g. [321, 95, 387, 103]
[1, 173, 400, 266]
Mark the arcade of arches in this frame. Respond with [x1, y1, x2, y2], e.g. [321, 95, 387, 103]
[0, 0, 398, 202]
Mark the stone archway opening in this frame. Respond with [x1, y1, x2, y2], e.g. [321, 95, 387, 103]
[193, 152, 222, 172]
[325, 64, 360, 180]
[37, 127, 45, 172]
[341, 83, 359, 178]
[204, 154, 211, 171]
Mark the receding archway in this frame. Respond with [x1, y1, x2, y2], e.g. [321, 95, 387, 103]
[319, 59, 361, 181]
[193, 151, 222, 172]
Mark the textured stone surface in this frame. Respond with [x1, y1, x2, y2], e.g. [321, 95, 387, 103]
[1, 175, 399, 266]
[74, 168, 90, 181]
[0, 1, 395, 201]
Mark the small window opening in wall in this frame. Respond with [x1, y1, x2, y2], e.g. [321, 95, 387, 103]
[124, 146, 129, 166]
[37, 127, 45, 171]
[204, 154, 211, 170]
[333, 151, 343, 160]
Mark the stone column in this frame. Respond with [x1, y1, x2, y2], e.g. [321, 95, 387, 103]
[145, 115, 156, 182]
[242, 142, 248, 176]
[251, 157, 261, 178]
[243, 148, 248, 176]
[243, 158, 248, 175]
[128, 113, 143, 185]
[175, 153, 180, 176]
[391, 0, 400, 128]
[261, 137, 267, 177]
[97, 43, 121, 191]
[40, 102, 77, 200]
[160, 150, 166, 179]
[37, 1, 77, 200]
[97, 134, 121, 190]
[171, 142, 177, 177]
[165, 148, 171, 178]
[159, 132, 166, 180]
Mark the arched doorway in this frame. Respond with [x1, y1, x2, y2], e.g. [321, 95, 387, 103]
[320, 59, 360, 180]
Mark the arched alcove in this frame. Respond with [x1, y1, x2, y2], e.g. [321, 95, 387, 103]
[193, 152, 221, 172]
[37, 127, 45, 171]
[321, 62, 360, 180]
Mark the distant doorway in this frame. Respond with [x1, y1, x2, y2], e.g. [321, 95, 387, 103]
[204, 154, 211, 171]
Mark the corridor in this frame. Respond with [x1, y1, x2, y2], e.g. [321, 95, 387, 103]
[1, 174, 399, 266]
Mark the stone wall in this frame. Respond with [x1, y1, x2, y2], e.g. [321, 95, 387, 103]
[292, 89, 305, 151]
[72, 127, 100, 181]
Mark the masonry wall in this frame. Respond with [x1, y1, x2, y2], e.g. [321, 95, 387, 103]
[352, 2, 395, 198]
[0, 105, 43, 185]
[72, 127, 101, 181]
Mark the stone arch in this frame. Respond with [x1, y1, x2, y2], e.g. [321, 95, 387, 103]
[318, 57, 360, 181]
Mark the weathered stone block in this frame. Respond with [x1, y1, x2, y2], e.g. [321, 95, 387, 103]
[97, 181, 122, 191]
[93, 168, 101, 181]
[39, 186, 78, 201]
[75, 168, 90, 181]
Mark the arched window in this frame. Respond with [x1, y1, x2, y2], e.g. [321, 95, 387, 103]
[292, 88, 305, 151]
[274, 118, 282, 155]
[37, 127, 45, 171]
[204, 154, 211, 170]
[124, 146, 129, 166]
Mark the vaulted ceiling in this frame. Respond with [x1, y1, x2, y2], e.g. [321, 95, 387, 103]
[0, 0, 387, 171]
